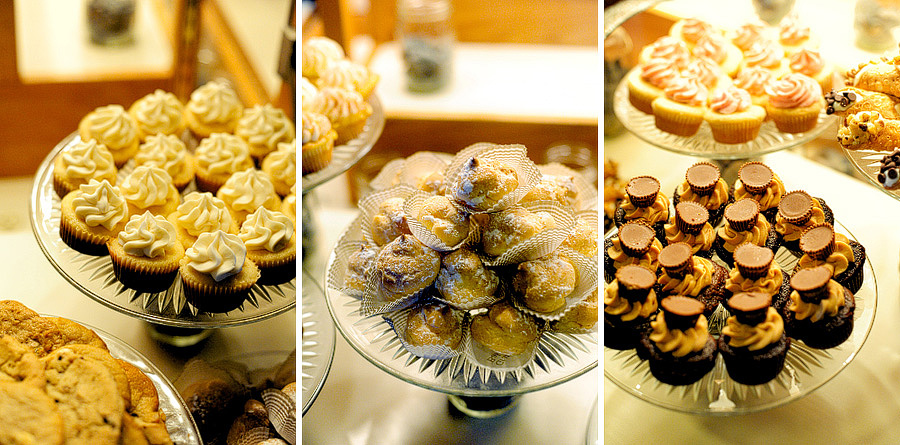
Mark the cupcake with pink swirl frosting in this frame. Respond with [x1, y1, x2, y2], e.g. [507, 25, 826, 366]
[627, 58, 681, 114]
[788, 48, 833, 95]
[704, 85, 766, 144]
[731, 22, 766, 52]
[740, 40, 787, 78]
[651, 76, 709, 137]
[778, 17, 818, 55]
[669, 18, 717, 50]
[683, 57, 732, 92]
[765, 73, 825, 133]
[638, 36, 691, 69]
[691, 34, 742, 78]
[734, 66, 775, 108]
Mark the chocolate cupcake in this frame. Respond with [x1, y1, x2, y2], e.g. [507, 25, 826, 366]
[614, 176, 670, 242]
[663, 201, 715, 258]
[796, 223, 866, 294]
[712, 198, 780, 267]
[725, 244, 792, 310]
[783, 266, 855, 349]
[731, 162, 786, 223]
[773, 190, 834, 254]
[719, 292, 790, 385]
[603, 220, 663, 282]
[604, 265, 659, 350]
[672, 162, 732, 226]
[657, 242, 727, 317]
[638, 295, 718, 386]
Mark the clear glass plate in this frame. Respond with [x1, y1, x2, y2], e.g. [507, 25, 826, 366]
[301, 94, 386, 193]
[324, 219, 598, 397]
[29, 133, 296, 328]
[612, 69, 836, 160]
[842, 147, 900, 202]
[301, 268, 335, 415]
[603, 220, 877, 415]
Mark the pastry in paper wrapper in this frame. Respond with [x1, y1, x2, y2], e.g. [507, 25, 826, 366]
[358, 185, 416, 246]
[561, 211, 599, 258]
[534, 163, 599, 210]
[465, 300, 541, 371]
[405, 191, 473, 252]
[384, 300, 466, 360]
[511, 247, 599, 321]
[479, 201, 576, 267]
[444, 143, 542, 214]
[361, 234, 440, 315]
[551, 288, 598, 333]
[395, 151, 452, 195]
[433, 247, 501, 310]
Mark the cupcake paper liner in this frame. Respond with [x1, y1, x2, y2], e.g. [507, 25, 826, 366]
[301, 130, 335, 174]
[404, 190, 476, 252]
[510, 247, 599, 321]
[326, 216, 371, 298]
[108, 245, 181, 293]
[382, 300, 468, 360]
[261, 387, 296, 444]
[368, 158, 406, 190]
[535, 163, 599, 211]
[477, 200, 577, 267]
[359, 268, 428, 316]
[395, 151, 451, 193]
[443, 142, 543, 214]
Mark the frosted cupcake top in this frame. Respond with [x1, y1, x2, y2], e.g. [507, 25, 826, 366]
[175, 192, 233, 236]
[135, 134, 189, 178]
[217, 169, 278, 213]
[302, 36, 345, 77]
[709, 86, 752, 114]
[301, 111, 332, 144]
[301, 77, 323, 111]
[693, 35, 727, 64]
[263, 142, 296, 186]
[73, 179, 128, 230]
[640, 58, 679, 89]
[732, 22, 765, 51]
[82, 104, 138, 151]
[789, 49, 825, 76]
[766, 73, 821, 109]
[186, 80, 243, 127]
[117, 211, 177, 258]
[239, 207, 294, 253]
[185, 230, 247, 282]
[235, 104, 295, 151]
[663, 77, 708, 106]
[734, 66, 774, 96]
[129, 89, 185, 137]
[61, 139, 117, 180]
[195, 133, 253, 175]
[685, 57, 724, 89]
[311, 87, 368, 122]
[643, 36, 690, 68]
[316, 60, 373, 93]
[744, 41, 783, 70]
[120, 165, 173, 209]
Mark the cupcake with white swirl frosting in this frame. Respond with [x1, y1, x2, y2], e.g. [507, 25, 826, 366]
[52, 138, 118, 198]
[107, 211, 184, 292]
[184, 80, 244, 138]
[134, 134, 196, 191]
[193, 133, 254, 193]
[308, 86, 372, 145]
[216, 168, 281, 225]
[235, 104, 295, 165]
[128, 89, 186, 141]
[239, 207, 296, 284]
[77, 104, 141, 167]
[179, 230, 261, 312]
[167, 191, 238, 250]
[119, 165, 181, 217]
[59, 179, 129, 255]
[261, 141, 295, 197]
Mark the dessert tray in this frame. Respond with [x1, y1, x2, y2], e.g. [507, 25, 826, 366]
[301, 268, 335, 415]
[842, 148, 900, 202]
[29, 133, 296, 328]
[324, 217, 598, 397]
[301, 94, 385, 194]
[603, 219, 877, 415]
[612, 71, 836, 160]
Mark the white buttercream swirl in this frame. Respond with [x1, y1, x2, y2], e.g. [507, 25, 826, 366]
[218, 169, 277, 213]
[185, 230, 247, 281]
[72, 179, 128, 230]
[264, 142, 295, 186]
[195, 133, 253, 175]
[84, 104, 138, 150]
[135, 134, 188, 178]
[301, 77, 322, 111]
[239, 207, 294, 252]
[117, 211, 176, 258]
[61, 139, 117, 180]
[186, 80, 243, 126]
[310, 87, 367, 122]
[301, 111, 331, 144]
[130, 89, 184, 136]
[176, 192, 233, 236]
[235, 104, 295, 151]
[120, 165, 173, 209]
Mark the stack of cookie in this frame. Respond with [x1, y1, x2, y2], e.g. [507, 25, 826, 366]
[0, 300, 172, 444]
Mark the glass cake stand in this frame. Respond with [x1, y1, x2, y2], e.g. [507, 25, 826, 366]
[301, 268, 335, 415]
[29, 133, 296, 345]
[324, 219, 598, 418]
[842, 147, 900, 202]
[603, 219, 877, 415]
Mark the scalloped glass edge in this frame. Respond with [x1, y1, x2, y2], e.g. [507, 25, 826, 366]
[301, 269, 335, 415]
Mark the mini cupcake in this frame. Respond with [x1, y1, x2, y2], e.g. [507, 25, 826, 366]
[638, 295, 718, 385]
[773, 190, 834, 253]
[301, 36, 345, 81]
[261, 141, 296, 197]
[59, 179, 129, 255]
[783, 265, 855, 349]
[128, 89, 186, 141]
[469, 300, 541, 356]
[704, 85, 766, 144]
[604, 265, 658, 350]
[663, 201, 715, 258]
[300, 77, 323, 112]
[309, 86, 373, 145]
[193, 133, 255, 194]
[732, 162, 786, 223]
[179, 230, 261, 312]
[691, 34, 742, 78]
[725, 244, 791, 310]
[626, 58, 681, 114]
[788, 48, 833, 95]
[133, 134, 195, 191]
[119, 165, 181, 217]
[301, 111, 337, 175]
[78, 104, 141, 167]
[282, 185, 296, 221]
[651, 76, 709, 137]
[315, 59, 380, 99]
[669, 18, 716, 50]
[604, 220, 662, 281]
[734, 66, 775, 108]
[657, 242, 727, 317]
[168, 191, 238, 250]
[713, 198, 779, 267]
[765, 73, 824, 134]
[614, 175, 670, 241]
[107, 211, 184, 293]
[673, 162, 731, 226]
[796, 223, 866, 294]
[637, 36, 691, 68]
[52, 139, 118, 198]
[216, 168, 281, 225]
[741, 40, 787, 78]
[683, 57, 732, 93]
[238, 207, 296, 285]
[184, 80, 244, 138]
[731, 22, 766, 52]
[778, 17, 818, 55]
[719, 292, 790, 385]
[234, 104, 296, 165]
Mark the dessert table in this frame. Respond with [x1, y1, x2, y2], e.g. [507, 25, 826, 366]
[605, 133, 900, 443]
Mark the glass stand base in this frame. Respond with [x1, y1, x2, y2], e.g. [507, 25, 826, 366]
[147, 323, 214, 348]
[447, 395, 519, 419]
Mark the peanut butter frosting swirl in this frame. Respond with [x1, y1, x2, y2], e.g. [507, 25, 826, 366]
[765, 73, 821, 109]
[639, 58, 679, 89]
[195, 133, 254, 175]
[723, 307, 784, 350]
[648, 311, 709, 357]
[120, 166, 173, 209]
[61, 139, 117, 180]
[117, 212, 177, 258]
[83, 104, 138, 150]
[301, 111, 332, 144]
[734, 66, 774, 97]
[789, 280, 845, 322]
[130, 89, 185, 136]
[186, 81, 243, 126]
[774, 200, 825, 241]
[185, 230, 247, 282]
[620, 193, 670, 225]
[239, 207, 294, 253]
[218, 169, 278, 213]
[235, 104, 296, 151]
[603, 280, 658, 322]
[725, 266, 783, 295]
[676, 178, 729, 210]
[717, 216, 771, 252]
[663, 76, 708, 106]
[658, 257, 715, 296]
[733, 173, 785, 212]
[311, 87, 369, 123]
[664, 223, 715, 254]
[607, 237, 663, 272]
[798, 233, 855, 276]
[72, 179, 128, 230]
[176, 192, 233, 236]
[135, 134, 188, 178]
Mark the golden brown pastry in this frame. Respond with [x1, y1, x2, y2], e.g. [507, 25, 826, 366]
[554, 289, 598, 331]
[371, 197, 411, 246]
[344, 243, 378, 294]
[417, 195, 469, 246]
[450, 157, 519, 212]
[375, 234, 441, 300]
[520, 175, 579, 208]
[482, 207, 556, 257]
[562, 216, 598, 257]
[434, 247, 499, 308]
[470, 301, 540, 356]
[404, 302, 462, 349]
[514, 253, 577, 313]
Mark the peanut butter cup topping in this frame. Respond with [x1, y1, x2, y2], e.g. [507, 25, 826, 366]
[674, 201, 709, 234]
[616, 264, 656, 302]
[659, 242, 693, 275]
[685, 162, 720, 195]
[799, 223, 836, 260]
[727, 292, 772, 325]
[618, 221, 655, 257]
[733, 243, 774, 279]
[791, 265, 832, 302]
[626, 176, 660, 207]
[738, 162, 774, 194]
[660, 295, 705, 330]
[725, 198, 760, 232]
[778, 190, 814, 224]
